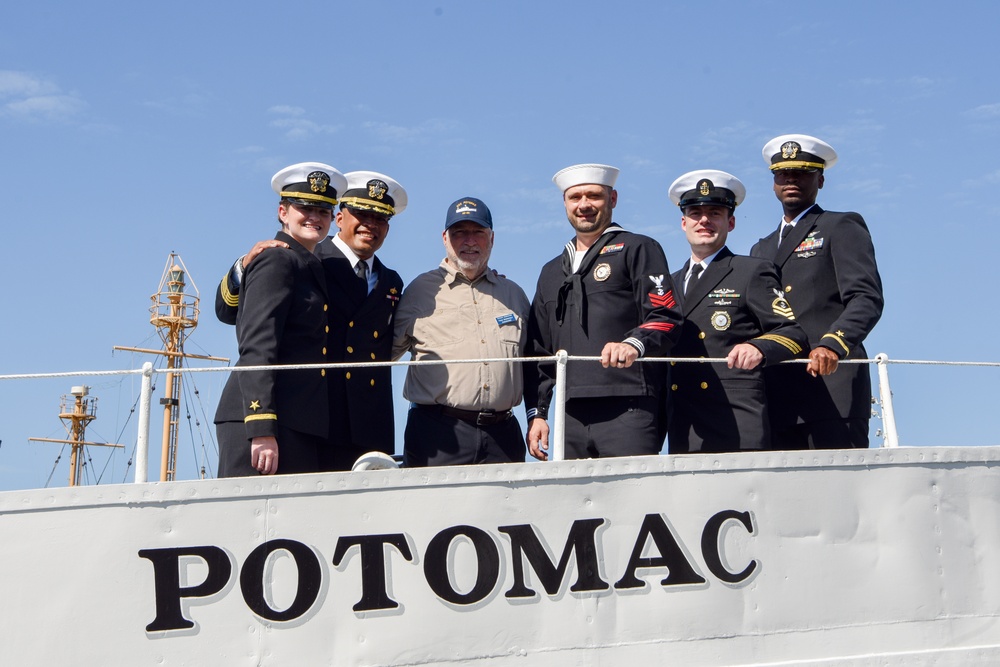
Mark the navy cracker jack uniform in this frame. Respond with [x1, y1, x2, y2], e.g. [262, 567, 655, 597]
[668, 247, 808, 453]
[217, 235, 402, 469]
[215, 232, 329, 476]
[750, 205, 883, 449]
[525, 225, 682, 456]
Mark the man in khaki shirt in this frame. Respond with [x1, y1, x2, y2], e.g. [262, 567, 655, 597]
[393, 197, 530, 466]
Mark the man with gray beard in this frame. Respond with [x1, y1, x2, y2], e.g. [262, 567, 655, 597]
[392, 197, 530, 466]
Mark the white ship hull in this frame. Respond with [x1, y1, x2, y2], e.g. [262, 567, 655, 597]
[3, 446, 998, 665]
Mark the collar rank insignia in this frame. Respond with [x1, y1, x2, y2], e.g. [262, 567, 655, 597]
[771, 288, 795, 320]
[781, 141, 801, 159]
[367, 179, 388, 200]
[308, 171, 330, 193]
[600, 242, 624, 255]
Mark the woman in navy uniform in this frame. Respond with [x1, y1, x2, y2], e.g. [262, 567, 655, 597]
[215, 162, 345, 476]
[666, 170, 808, 452]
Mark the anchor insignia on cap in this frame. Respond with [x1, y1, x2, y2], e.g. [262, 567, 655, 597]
[308, 171, 330, 193]
[781, 141, 801, 159]
[698, 179, 712, 196]
[367, 179, 388, 200]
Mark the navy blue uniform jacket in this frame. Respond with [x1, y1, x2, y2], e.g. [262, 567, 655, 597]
[668, 247, 808, 452]
[214, 232, 329, 439]
[750, 205, 883, 426]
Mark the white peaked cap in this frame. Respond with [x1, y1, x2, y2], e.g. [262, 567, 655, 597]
[552, 163, 620, 192]
[668, 169, 746, 208]
[762, 134, 838, 170]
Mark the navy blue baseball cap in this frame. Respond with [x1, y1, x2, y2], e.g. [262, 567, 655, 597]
[444, 197, 493, 230]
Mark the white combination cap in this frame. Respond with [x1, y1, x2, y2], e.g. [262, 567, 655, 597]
[668, 169, 746, 209]
[763, 134, 838, 171]
[340, 170, 407, 217]
[552, 163, 620, 192]
[271, 162, 348, 210]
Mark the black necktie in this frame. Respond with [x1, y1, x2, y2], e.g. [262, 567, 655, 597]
[780, 223, 793, 244]
[685, 263, 703, 295]
[355, 261, 369, 294]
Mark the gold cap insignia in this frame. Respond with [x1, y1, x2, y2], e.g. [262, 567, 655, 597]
[698, 179, 712, 196]
[367, 179, 388, 200]
[308, 171, 330, 193]
[781, 141, 801, 159]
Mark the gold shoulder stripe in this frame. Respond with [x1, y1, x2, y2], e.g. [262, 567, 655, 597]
[220, 275, 239, 307]
[821, 332, 850, 355]
[245, 413, 278, 423]
[755, 334, 803, 355]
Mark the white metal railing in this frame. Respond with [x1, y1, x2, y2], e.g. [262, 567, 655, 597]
[7, 353, 1000, 483]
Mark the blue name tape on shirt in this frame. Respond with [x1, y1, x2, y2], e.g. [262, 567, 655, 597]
[495, 313, 517, 326]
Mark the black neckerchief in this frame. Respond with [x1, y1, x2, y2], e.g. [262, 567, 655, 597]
[555, 224, 625, 329]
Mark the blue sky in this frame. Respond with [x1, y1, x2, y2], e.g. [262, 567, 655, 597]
[1, 1, 998, 490]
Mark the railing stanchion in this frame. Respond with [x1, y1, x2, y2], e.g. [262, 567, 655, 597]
[135, 362, 154, 483]
[875, 353, 899, 448]
[552, 350, 568, 461]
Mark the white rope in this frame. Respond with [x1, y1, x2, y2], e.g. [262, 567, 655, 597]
[2, 355, 999, 381]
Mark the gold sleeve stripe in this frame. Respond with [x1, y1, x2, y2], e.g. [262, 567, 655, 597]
[220, 275, 239, 307]
[279, 190, 339, 206]
[756, 334, 803, 355]
[822, 332, 850, 355]
[339, 197, 395, 216]
[245, 413, 278, 423]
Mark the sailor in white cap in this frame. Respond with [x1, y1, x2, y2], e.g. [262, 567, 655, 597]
[524, 164, 683, 460]
[216, 162, 343, 477]
[750, 134, 883, 449]
[666, 169, 807, 453]
[215, 166, 408, 470]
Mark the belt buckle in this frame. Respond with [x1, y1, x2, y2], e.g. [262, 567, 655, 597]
[476, 410, 495, 426]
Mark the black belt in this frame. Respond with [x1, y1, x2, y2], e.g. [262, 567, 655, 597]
[416, 403, 513, 426]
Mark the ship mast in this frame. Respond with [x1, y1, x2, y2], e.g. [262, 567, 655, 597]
[113, 253, 228, 482]
[28, 386, 123, 486]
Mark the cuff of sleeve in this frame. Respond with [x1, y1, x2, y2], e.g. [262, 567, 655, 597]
[231, 256, 246, 289]
[819, 332, 850, 357]
[622, 337, 645, 357]
[527, 408, 547, 421]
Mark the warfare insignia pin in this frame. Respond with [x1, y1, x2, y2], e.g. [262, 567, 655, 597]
[781, 141, 801, 159]
[771, 289, 795, 320]
[698, 179, 712, 196]
[594, 263, 612, 281]
[367, 179, 388, 200]
[308, 171, 330, 193]
[711, 311, 732, 331]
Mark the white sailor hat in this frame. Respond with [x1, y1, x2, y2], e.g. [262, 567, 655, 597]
[552, 163, 620, 192]
[271, 162, 348, 210]
[669, 169, 746, 210]
[340, 170, 408, 218]
[763, 134, 838, 171]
